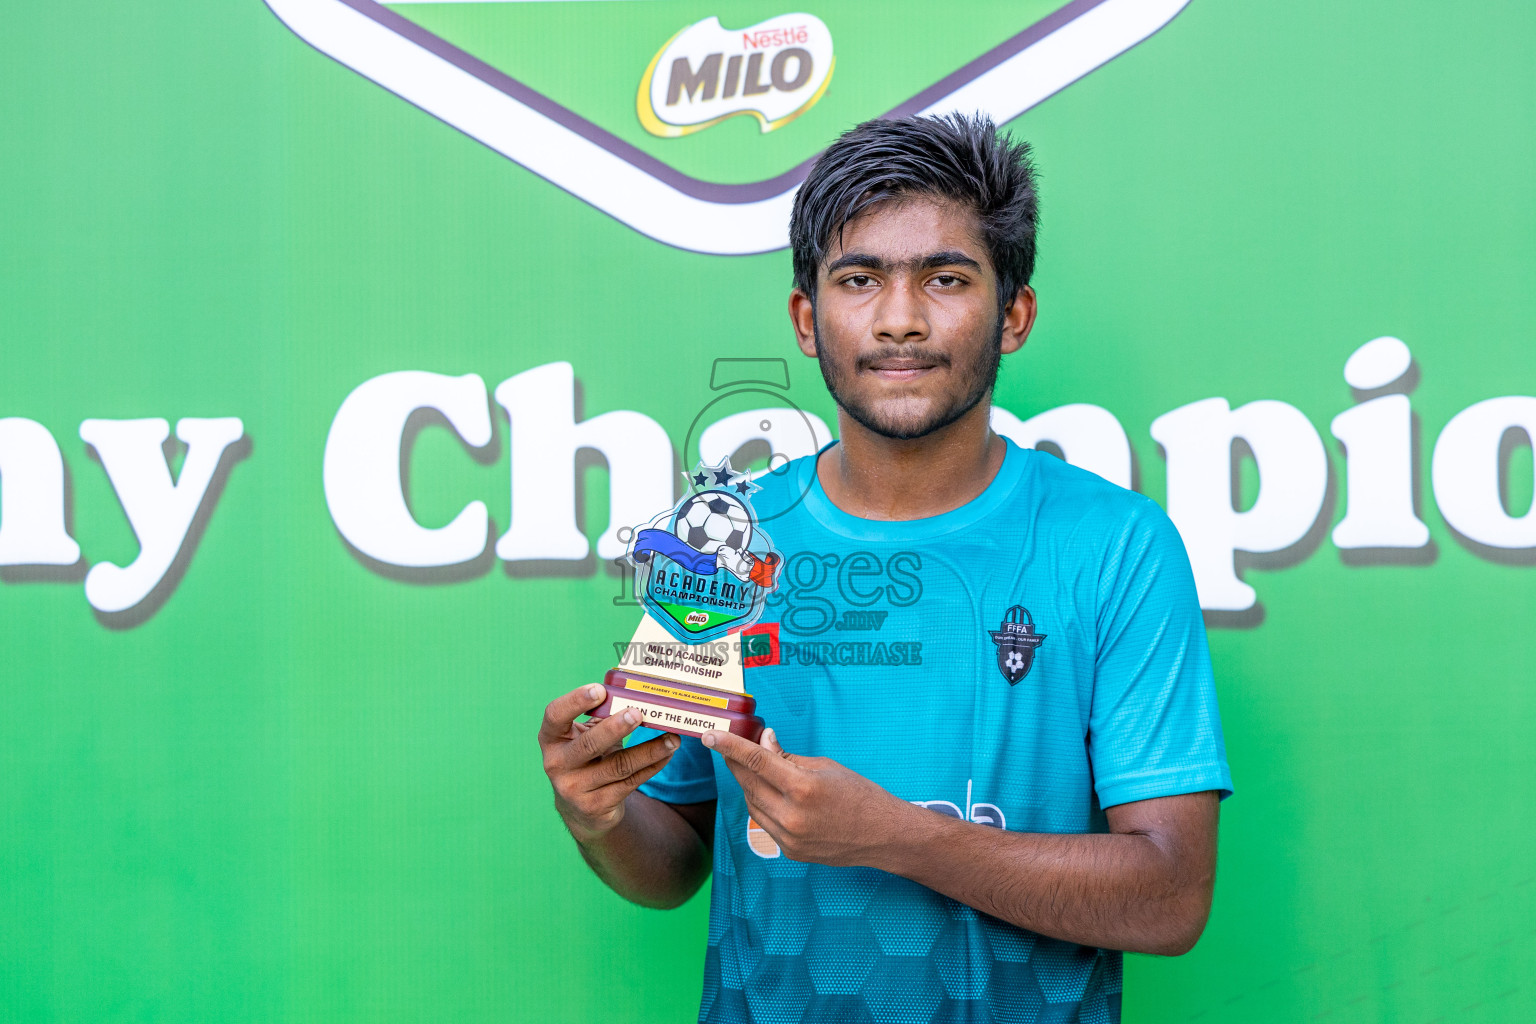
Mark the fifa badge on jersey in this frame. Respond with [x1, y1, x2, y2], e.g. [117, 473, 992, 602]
[989, 605, 1047, 685]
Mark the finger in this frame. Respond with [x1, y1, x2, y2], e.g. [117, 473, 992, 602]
[578, 732, 680, 793]
[539, 684, 607, 743]
[604, 751, 676, 798]
[585, 735, 682, 799]
[703, 730, 796, 790]
[719, 755, 791, 823]
[743, 802, 789, 844]
[559, 706, 645, 767]
[759, 730, 823, 771]
[763, 727, 797, 757]
[555, 734, 676, 822]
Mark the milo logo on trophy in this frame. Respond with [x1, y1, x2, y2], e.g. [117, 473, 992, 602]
[589, 459, 781, 740]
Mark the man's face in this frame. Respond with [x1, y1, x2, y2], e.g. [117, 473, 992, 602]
[789, 196, 1035, 441]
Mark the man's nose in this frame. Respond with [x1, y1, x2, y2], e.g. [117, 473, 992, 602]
[870, 276, 929, 343]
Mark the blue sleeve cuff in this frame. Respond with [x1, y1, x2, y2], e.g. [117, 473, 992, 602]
[1095, 763, 1233, 810]
[638, 774, 718, 805]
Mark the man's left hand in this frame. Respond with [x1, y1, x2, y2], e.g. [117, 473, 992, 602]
[702, 727, 914, 866]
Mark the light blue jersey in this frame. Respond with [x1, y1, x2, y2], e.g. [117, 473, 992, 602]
[639, 439, 1232, 1024]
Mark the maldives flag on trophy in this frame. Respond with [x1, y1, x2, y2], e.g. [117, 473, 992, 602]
[741, 622, 780, 669]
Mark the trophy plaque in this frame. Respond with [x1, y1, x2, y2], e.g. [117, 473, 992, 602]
[589, 459, 781, 742]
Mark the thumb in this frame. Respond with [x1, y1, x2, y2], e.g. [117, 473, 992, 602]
[762, 728, 818, 770]
[762, 727, 786, 755]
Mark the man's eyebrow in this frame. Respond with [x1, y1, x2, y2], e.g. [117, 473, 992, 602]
[920, 250, 983, 272]
[824, 252, 889, 274]
[823, 250, 985, 276]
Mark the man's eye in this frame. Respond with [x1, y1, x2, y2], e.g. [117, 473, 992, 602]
[845, 274, 875, 287]
[932, 274, 962, 287]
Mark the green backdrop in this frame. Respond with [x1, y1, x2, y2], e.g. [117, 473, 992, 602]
[2, 1, 1533, 1022]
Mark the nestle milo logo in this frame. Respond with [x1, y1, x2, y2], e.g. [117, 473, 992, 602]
[265, 0, 1194, 253]
[639, 14, 834, 137]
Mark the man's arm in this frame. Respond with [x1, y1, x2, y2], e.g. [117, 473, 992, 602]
[704, 728, 1217, 956]
[884, 790, 1216, 956]
[539, 684, 717, 909]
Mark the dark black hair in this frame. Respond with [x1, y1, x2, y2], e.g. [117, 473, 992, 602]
[789, 113, 1039, 310]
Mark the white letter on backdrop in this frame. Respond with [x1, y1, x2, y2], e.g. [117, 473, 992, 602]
[698, 408, 833, 477]
[1330, 337, 1429, 549]
[323, 371, 491, 567]
[1431, 396, 1536, 548]
[80, 417, 245, 614]
[990, 404, 1132, 489]
[1151, 399, 1328, 611]
[0, 418, 81, 566]
[495, 362, 671, 561]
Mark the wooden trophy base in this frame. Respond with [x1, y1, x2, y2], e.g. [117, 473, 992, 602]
[590, 669, 764, 741]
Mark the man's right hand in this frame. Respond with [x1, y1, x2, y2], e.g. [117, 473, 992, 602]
[539, 684, 680, 844]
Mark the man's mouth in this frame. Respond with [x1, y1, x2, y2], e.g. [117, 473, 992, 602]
[865, 357, 940, 382]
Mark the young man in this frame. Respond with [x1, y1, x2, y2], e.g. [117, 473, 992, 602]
[538, 115, 1231, 1024]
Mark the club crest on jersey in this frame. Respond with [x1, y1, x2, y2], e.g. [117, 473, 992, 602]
[989, 605, 1046, 685]
[627, 459, 782, 644]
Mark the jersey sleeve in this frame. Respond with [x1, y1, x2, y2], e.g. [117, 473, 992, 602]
[1088, 497, 1233, 809]
[635, 729, 718, 805]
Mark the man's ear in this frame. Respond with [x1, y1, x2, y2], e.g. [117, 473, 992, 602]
[788, 289, 818, 358]
[999, 285, 1038, 356]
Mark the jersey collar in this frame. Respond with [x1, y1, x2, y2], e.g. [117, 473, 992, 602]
[796, 437, 1028, 542]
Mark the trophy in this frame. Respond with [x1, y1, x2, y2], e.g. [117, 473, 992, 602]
[589, 459, 781, 741]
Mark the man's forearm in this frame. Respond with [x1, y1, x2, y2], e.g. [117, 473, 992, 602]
[573, 793, 712, 910]
[868, 793, 1217, 956]
[703, 729, 1219, 955]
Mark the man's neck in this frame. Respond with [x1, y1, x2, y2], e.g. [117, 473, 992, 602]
[816, 402, 1006, 521]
